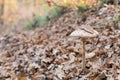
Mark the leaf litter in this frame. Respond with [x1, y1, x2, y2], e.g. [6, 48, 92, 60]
[0, 5, 120, 80]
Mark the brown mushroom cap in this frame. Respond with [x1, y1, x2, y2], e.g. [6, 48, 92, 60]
[70, 25, 99, 38]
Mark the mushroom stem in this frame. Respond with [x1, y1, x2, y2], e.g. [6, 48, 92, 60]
[82, 39, 86, 70]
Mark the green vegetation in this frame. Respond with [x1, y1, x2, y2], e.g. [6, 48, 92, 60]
[47, 6, 65, 19]
[25, 15, 49, 30]
[77, 5, 88, 13]
[25, 6, 67, 30]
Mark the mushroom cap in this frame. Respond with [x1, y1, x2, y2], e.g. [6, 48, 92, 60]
[70, 25, 99, 38]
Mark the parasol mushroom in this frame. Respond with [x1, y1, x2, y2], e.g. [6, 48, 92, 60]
[70, 25, 99, 70]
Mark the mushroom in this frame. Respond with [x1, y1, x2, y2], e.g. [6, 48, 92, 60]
[69, 25, 99, 70]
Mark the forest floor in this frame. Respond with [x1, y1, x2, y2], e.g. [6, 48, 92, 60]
[0, 5, 120, 80]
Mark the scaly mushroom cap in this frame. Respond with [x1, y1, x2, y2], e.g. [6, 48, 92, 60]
[70, 25, 99, 38]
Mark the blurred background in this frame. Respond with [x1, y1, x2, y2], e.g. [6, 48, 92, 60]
[0, 0, 46, 34]
[0, 0, 98, 34]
